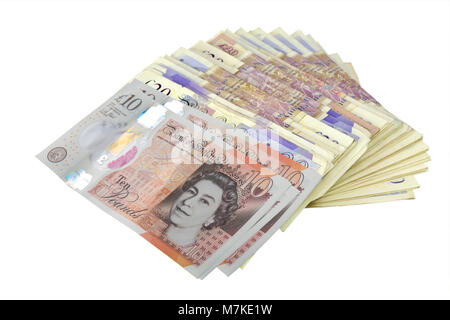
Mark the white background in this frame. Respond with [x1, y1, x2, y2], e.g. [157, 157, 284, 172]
[0, 0, 449, 299]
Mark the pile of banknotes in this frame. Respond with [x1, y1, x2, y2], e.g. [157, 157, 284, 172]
[38, 28, 429, 278]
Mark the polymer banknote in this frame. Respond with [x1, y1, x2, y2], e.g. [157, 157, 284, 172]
[38, 27, 429, 277]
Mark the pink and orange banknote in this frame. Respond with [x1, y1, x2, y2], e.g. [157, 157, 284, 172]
[37, 28, 428, 278]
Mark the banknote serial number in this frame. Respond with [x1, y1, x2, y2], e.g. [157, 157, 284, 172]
[178, 304, 273, 317]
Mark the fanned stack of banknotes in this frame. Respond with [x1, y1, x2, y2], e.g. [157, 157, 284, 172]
[38, 28, 429, 278]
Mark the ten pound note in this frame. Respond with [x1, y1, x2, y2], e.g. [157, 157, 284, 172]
[38, 79, 296, 278]
[37, 27, 429, 278]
